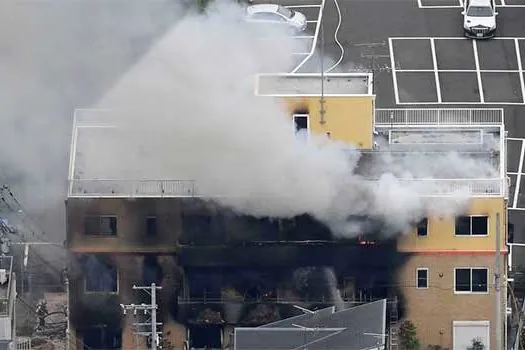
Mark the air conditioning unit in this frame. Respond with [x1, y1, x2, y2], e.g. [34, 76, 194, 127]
[0, 269, 8, 285]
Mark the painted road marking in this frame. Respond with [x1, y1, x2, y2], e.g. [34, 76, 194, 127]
[431, 38, 442, 103]
[290, 0, 326, 73]
[472, 40, 485, 103]
[513, 139, 525, 209]
[390, 37, 525, 105]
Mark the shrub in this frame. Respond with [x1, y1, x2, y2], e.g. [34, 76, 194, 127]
[399, 320, 421, 350]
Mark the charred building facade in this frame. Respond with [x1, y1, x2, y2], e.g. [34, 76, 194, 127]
[66, 74, 509, 349]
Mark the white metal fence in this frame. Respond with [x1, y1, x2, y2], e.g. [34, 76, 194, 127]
[375, 108, 504, 126]
[68, 179, 197, 198]
[10, 337, 31, 350]
[68, 178, 505, 198]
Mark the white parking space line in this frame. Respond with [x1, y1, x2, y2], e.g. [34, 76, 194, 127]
[396, 69, 522, 73]
[285, 5, 322, 8]
[509, 138, 525, 142]
[515, 39, 525, 104]
[390, 37, 525, 40]
[513, 140, 525, 209]
[389, 38, 400, 105]
[430, 38, 442, 103]
[419, 4, 462, 8]
[472, 40, 484, 103]
[292, 36, 315, 39]
[291, 0, 326, 73]
[306, 20, 318, 23]
[417, 0, 525, 8]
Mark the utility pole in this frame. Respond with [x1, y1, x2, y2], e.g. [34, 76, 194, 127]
[496, 213, 502, 350]
[120, 283, 163, 350]
[64, 268, 70, 350]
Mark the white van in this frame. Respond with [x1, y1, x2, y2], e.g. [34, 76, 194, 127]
[462, 0, 498, 39]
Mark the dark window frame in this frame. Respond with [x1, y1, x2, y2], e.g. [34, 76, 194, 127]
[84, 262, 118, 294]
[454, 267, 488, 293]
[84, 216, 117, 236]
[416, 268, 428, 289]
[455, 215, 489, 236]
[293, 114, 309, 135]
[417, 218, 428, 237]
[146, 216, 157, 237]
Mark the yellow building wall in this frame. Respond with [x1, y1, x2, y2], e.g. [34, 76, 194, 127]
[282, 96, 375, 149]
[398, 197, 507, 252]
[397, 254, 506, 350]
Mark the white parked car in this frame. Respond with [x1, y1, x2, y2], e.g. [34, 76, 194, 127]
[462, 0, 497, 39]
[245, 4, 307, 32]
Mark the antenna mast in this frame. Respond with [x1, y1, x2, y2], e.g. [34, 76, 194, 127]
[319, 19, 326, 125]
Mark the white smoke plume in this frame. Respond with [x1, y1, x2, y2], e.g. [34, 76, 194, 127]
[0, 0, 190, 241]
[75, 0, 500, 237]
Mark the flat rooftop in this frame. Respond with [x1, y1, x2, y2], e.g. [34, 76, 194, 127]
[255, 73, 373, 96]
[68, 108, 506, 198]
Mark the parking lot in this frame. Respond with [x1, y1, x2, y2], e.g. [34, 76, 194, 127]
[248, 0, 326, 73]
[418, 0, 525, 9]
[263, 0, 525, 260]
[389, 37, 525, 105]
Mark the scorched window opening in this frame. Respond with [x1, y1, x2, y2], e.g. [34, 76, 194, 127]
[417, 218, 428, 237]
[84, 216, 117, 236]
[146, 216, 157, 236]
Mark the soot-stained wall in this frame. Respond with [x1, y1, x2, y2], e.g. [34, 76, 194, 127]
[68, 252, 183, 347]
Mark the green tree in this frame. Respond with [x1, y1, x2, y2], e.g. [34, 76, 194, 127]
[399, 320, 421, 350]
[466, 338, 485, 350]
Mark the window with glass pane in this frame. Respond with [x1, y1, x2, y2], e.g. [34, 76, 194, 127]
[471, 268, 488, 292]
[416, 269, 428, 288]
[455, 216, 471, 235]
[455, 268, 471, 292]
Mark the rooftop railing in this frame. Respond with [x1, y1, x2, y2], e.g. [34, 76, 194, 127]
[68, 178, 506, 198]
[68, 179, 196, 198]
[375, 108, 504, 126]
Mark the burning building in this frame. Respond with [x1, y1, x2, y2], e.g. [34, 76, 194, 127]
[65, 73, 508, 349]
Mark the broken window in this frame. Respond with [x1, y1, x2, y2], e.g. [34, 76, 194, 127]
[84, 256, 118, 293]
[293, 114, 309, 140]
[146, 216, 157, 236]
[417, 218, 428, 237]
[82, 326, 122, 350]
[416, 268, 428, 289]
[455, 216, 488, 236]
[455, 268, 488, 293]
[84, 216, 117, 236]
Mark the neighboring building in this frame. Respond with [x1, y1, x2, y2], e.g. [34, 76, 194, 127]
[234, 299, 387, 350]
[66, 73, 508, 349]
[0, 256, 18, 350]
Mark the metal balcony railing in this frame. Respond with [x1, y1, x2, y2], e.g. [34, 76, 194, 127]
[68, 178, 505, 198]
[375, 108, 504, 126]
[68, 179, 197, 198]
